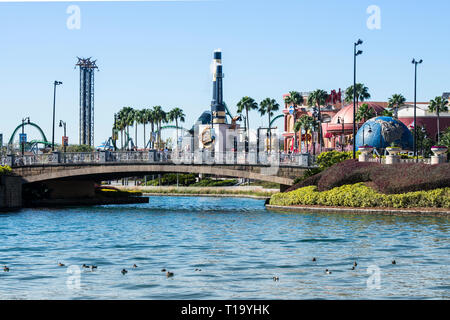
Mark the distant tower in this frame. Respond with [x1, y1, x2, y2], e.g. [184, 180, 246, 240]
[75, 57, 98, 146]
[211, 50, 226, 125]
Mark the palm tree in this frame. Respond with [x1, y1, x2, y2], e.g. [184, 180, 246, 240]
[381, 108, 394, 117]
[355, 103, 376, 124]
[118, 106, 134, 149]
[299, 114, 315, 153]
[168, 107, 186, 149]
[259, 98, 280, 152]
[237, 97, 258, 151]
[283, 91, 304, 152]
[387, 94, 406, 119]
[135, 109, 148, 149]
[307, 89, 329, 153]
[293, 120, 302, 153]
[344, 83, 371, 105]
[145, 108, 156, 149]
[152, 106, 166, 149]
[428, 96, 449, 143]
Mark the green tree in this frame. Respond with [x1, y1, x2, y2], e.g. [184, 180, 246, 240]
[387, 94, 406, 119]
[439, 127, 450, 160]
[344, 83, 371, 105]
[299, 114, 315, 153]
[168, 107, 186, 149]
[307, 89, 329, 153]
[152, 106, 167, 149]
[283, 91, 304, 152]
[135, 109, 148, 149]
[355, 103, 376, 125]
[118, 106, 135, 149]
[237, 97, 258, 149]
[428, 96, 449, 143]
[145, 108, 156, 149]
[259, 98, 280, 152]
[381, 108, 394, 117]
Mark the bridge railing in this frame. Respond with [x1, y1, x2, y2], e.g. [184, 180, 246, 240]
[1, 150, 316, 168]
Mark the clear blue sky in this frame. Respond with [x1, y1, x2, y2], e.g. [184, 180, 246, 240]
[0, 0, 449, 146]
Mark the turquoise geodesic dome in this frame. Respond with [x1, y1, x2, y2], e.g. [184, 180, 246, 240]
[355, 116, 413, 151]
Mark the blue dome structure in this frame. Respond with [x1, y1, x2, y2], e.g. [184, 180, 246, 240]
[355, 116, 413, 151]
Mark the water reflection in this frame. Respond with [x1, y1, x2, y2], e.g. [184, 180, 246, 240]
[0, 196, 448, 299]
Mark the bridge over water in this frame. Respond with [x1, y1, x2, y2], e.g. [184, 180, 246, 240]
[6, 151, 313, 186]
[1, 151, 314, 208]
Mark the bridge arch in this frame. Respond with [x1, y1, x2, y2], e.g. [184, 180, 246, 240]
[16, 164, 296, 186]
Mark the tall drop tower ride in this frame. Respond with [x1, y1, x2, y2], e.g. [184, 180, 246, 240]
[75, 57, 98, 146]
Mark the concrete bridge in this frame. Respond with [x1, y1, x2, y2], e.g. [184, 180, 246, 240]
[1, 151, 314, 208]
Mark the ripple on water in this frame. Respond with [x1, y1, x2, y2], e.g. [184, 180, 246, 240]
[0, 196, 448, 300]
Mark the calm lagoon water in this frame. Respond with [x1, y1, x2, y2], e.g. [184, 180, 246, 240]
[0, 196, 449, 300]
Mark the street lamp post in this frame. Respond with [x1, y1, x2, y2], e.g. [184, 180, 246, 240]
[21, 117, 30, 156]
[337, 116, 345, 152]
[353, 39, 363, 159]
[52, 81, 63, 151]
[412, 59, 422, 163]
[59, 120, 67, 154]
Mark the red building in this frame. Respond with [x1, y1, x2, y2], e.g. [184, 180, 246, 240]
[282, 92, 450, 153]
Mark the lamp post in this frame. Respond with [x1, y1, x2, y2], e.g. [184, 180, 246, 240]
[412, 59, 422, 163]
[21, 117, 30, 156]
[52, 81, 63, 151]
[113, 113, 118, 151]
[59, 120, 67, 153]
[337, 116, 345, 152]
[420, 126, 426, 157]
[353, 39, 363, 159]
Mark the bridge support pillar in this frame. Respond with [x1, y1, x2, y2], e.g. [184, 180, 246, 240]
[0, 176, 22, 210]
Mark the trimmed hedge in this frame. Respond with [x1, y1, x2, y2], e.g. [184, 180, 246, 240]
[287, 160, 450, 194]
[0, 165, 12, 176]
[192, 179, 237, 187]
[270, 183, 450, 209]
[96, 189, 143, 197]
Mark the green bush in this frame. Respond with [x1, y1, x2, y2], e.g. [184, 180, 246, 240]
[192, 178, 237, 187]
[145, 173, 197, 186]
[0, 165, 12, 176]
[270, 183, 450, 209]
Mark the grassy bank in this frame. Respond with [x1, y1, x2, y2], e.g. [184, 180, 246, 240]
[112, 186, 277, 198]
[270, 183, 450, 209]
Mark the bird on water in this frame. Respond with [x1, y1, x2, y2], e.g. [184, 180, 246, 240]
[3, 266, 9, 272]
[133, 264, 138, 268]
[392, 260, 396, 265]
[58, 262, 65, 267]
[312, 258, 316, 262]
[325, 269, 332, 274]
[166, 271, 174, 278]
[121, 269, 128, 275]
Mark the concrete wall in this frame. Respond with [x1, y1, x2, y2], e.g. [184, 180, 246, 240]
[0, 176, 23, 210]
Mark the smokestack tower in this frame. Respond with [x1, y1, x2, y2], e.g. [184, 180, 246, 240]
[211, 50, 226, 124]
[75, 57, 98, 146]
